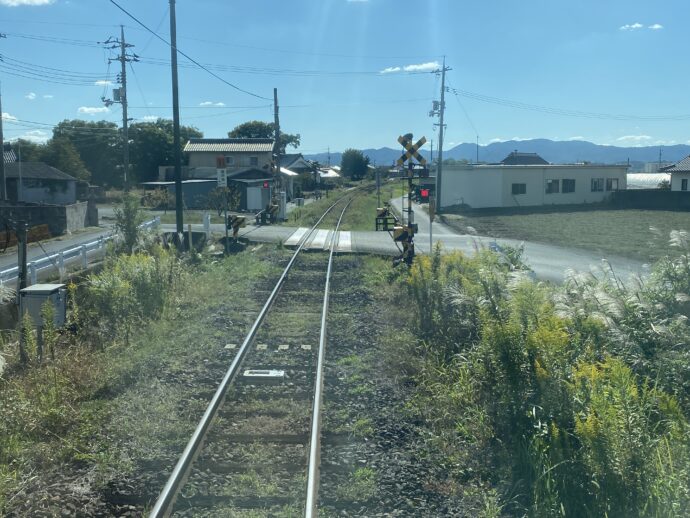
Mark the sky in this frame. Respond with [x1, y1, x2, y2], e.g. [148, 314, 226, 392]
[0, 0, 688, 156]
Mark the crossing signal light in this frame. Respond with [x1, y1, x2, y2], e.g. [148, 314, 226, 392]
[420, 188, 429, 201]
[263, 180, 270, 189]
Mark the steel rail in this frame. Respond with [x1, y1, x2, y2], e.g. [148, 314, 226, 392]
[305, 197, 354, 517]
[149, 195, 353, 518]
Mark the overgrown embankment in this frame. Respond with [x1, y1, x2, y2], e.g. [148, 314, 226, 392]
[396, 237, 690, 516]
[0, 237, 286, 515]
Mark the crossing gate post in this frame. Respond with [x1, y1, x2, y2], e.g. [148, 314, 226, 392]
[81, 246, 88, 269]
[29, 262, 37, 285]
[58, 252, 65, 281]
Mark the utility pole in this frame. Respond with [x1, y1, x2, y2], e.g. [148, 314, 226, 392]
[434, 57, 450, 214]
[17, 220, 28, 364]
[273, 87, 281, 194]
[102, 27, 138, 190]
[169, 0, 184, 235]
[0, 82, 6, 201]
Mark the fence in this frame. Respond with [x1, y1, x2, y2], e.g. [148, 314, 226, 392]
[0, 217, 160, 286]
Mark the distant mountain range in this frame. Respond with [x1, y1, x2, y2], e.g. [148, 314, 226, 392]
[304, 139, 690, 171]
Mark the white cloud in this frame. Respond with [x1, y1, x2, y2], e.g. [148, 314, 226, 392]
[94, 80, 112, 86]
[620, 22, 644, 31]
[403, 61, 440, 72]
[568, 136, 584, 141]
[616, 135, 652, 142]
[78, 106, 110, 115]
[25, 92, 36, 100]
[380, 61, 439, 74]
[199, 101, 225, 107]
[648, 23, 664, 30]
[16, 129, 49, 143]
[2, 112, 17, 121]
[140, 115, 160, 121]
[43, 94, 53, 99]
[489, 138, 503, 143]
[616, 135, 653, 146]
[0, 0, 55, 5]
[511, 136, 531, 141]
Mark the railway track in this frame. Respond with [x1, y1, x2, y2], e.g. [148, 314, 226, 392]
[150, 194, 355, 517]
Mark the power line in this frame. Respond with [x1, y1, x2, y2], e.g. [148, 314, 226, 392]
[108, 0, 270, 101]
[447, 80, 478, 136]
[451, 86, 690, 121]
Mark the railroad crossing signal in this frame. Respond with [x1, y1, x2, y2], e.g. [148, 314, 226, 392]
[226, 215, 246, 239]
[397, 135, 427, 167]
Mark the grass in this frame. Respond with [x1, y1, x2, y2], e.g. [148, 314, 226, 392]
[440, 208, 690, 262]
[286, 181, 398, 231]
[0, 245, 289, 514]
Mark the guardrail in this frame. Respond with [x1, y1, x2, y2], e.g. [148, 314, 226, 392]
[0, 217, 160, 285]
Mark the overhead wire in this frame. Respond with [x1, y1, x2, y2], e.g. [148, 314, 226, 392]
[450, 86, 690, 121]
[107, 0, 271, 100]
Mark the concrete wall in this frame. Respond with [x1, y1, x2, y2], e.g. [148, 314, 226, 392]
[188, 152, 272, 172]
[671, 172, 690, 191]
[441, 164, 628, 209]
[440, 167, 502, 208]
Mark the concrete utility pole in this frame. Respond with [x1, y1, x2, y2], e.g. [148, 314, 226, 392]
[0, 83, 6, 201]
[120, 26, 130, 189]
[273, 87, 281, 193]
[102, 27, 138, 190]
[169, 0, 184, 235]
[434, 57, 450, 214]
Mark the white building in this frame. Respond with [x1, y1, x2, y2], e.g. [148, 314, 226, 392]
[661, 156, 690, 191]
[439, 152, 628, 210]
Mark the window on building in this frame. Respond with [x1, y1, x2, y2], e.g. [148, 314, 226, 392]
[249, 156, 259, 167]
[606, 178, 619, 191]
[545, 179, 560, 194]
[224, 156, 235, 166]
[562, 179, 576, 193]
[512, 183, 527, 195]
[591, 178, 604, 192]
[682, 179, 688, 191]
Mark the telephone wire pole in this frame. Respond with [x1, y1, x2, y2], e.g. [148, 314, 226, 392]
[431, 57, 450, 214]
[169, 0, 184, 235]
[102, 26, 138, 190]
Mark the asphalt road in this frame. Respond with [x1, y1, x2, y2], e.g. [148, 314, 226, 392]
[17, 199, 643, 285]
[388, 198, 646, 283]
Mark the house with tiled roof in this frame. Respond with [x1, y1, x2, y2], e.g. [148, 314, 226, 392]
[499, 151, 550, 166]
[184, 138, 275, 177]
[5, 162, 77, 204]
[660, 155, 690, 192]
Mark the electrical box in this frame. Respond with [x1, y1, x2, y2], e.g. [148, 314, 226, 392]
[19, 283, 67, 328]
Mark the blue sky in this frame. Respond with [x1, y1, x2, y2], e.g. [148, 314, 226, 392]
[0, 0, 687, 155]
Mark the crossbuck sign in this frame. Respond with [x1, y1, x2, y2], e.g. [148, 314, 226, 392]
[396, 135, 427, 166]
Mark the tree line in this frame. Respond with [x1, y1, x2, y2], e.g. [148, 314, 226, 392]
[11, 119, 303, 188]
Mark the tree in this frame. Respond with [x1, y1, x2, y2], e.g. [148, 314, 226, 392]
[228, 120, 300, 154]
[340, 148, 370, 180]
[11, 139, 44, 162]
[53, 120, 120, 187]
[128, 119, 203, 183]
[41, 137, 90, 181]
[114, 192, 144, 254]
[203, 186, 241, 216]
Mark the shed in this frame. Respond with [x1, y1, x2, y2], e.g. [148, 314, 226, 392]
[4, 162, 77, 204]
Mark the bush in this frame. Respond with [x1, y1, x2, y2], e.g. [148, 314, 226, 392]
[400, 238, 690, 515]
